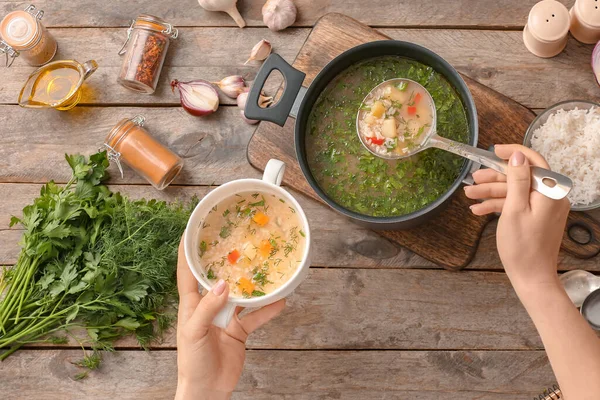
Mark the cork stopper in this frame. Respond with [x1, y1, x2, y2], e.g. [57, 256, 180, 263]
[570, 0, 600, 44]
[524, 0, 570, 57]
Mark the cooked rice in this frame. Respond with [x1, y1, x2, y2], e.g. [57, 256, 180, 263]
[530, 107, 600, 206]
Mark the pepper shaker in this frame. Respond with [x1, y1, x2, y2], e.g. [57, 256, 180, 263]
[570, 0, 600, 44]
[523, 0, 570, 58]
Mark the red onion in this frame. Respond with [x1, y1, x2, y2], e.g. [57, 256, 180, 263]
[593, 41, 600, 86]
[212, 75, 247, 98]
[171, 79, 219, 116]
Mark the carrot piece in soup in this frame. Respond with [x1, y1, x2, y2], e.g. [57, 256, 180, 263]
[252, 212, 270, 226]
[259, 240, 273, 258]
[238, 277, 255, 295]
[414, 93, 422, 104]
[227, 249, 241, 264]
[407, 106, 417, 116]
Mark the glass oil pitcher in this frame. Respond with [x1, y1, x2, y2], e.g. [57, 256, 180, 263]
[18, 59, 98, 110]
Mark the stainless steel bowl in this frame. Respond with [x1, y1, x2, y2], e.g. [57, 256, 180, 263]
[524, 100, 600, 211]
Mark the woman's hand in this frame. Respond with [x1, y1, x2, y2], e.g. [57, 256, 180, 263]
[175, 240, 286, 400]
[464, 144, 570, 293]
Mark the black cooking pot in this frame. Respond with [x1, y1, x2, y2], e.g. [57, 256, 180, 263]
[245, 40, 478, 230]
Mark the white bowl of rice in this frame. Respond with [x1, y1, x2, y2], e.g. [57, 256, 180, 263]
[524, 100, 600, 211]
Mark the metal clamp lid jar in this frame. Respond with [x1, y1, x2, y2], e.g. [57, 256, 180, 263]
[0, 4, 57, 67]
[523, 0, 570, 58]
[103, 115, 184, 190]
[570, 0, 600, 44]
[117, 14, 178, 94]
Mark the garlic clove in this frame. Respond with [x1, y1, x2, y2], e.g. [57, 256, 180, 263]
[262, 0, 297, 32]
[212, 75, 247, 98]
[197, 0, 246, 28]
[237, 90, 274, 109]
[240, 110, 259, 125]
[244, 39, 272, 65]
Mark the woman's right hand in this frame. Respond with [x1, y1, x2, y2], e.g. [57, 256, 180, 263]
[464, 144, 571, 293]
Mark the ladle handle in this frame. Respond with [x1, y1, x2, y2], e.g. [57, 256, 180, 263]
[428, 135, 572, 200]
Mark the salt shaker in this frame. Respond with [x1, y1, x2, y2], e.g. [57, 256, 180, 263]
[523, 0, 570, 58]
[570, 0, 600, 44]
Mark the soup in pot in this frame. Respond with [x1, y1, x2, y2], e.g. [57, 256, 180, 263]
[306, 56, 469, 218]
[198, 191, 306, 298]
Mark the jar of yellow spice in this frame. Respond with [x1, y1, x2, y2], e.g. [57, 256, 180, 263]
[103, 116, 184, 190]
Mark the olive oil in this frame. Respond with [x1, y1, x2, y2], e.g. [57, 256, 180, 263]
[17, 59, 97, 110]
[19, 63, 80, 108]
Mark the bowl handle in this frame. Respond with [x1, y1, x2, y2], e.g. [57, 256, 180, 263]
[245, 54, 306, 127]
[262, 159, 285, 186]
[213, 302, 236, 329]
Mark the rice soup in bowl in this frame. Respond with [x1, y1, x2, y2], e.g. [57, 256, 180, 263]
[184, 159, 312, 328]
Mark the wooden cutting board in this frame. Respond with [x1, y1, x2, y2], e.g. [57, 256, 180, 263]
[247, 13, 600, 270]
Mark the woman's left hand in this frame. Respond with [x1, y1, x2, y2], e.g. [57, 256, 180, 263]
[175, 239, 286, 400]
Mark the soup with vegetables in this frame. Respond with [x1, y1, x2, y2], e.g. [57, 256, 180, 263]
[358, 80, 434, 157]
[198, 192, 306, 298]
[306, 56, 469, 217]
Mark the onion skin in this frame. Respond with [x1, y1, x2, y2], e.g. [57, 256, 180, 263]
[171, 79, 220, 117]
[593, 42, 600, 87]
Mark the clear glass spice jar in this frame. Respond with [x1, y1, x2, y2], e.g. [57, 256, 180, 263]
[0, 5, 57, 67]
[103, 115, 184, 190]
[117, 15, 178, 94]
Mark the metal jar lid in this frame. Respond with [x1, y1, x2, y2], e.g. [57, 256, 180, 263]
[523, 0, 570, 58]
[117, 14, 178, 55]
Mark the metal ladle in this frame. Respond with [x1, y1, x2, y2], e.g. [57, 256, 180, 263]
[356, 78, 573, 200]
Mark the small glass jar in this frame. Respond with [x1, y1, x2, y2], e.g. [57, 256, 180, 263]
[104, 115, 183, 190]
[117, 15, 178, 94]
[0, 5, 57, 67]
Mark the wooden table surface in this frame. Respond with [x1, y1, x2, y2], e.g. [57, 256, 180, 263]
[1, 0, 599, 398]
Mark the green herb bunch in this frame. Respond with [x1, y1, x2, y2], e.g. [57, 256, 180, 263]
[0, 152, 194, 372]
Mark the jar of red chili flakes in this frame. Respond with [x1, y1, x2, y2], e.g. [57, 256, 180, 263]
[117, 15, 178, 94]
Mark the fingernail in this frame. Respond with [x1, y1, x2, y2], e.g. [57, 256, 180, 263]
[212, 279, 226, 295]
[511, 151, 525, 166]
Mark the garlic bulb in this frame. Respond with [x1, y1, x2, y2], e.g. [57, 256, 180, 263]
[244, 39, 272, 65]
[198, 0, 246, 28]
[262, 0, 297, 32]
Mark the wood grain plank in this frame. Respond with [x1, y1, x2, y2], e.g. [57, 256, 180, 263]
[0, 106, 261, 185]
[0, 349, 557, 399]
[0, 28, 308, 105]
[0, 264, 562, 351]
[1, 184, 599, 270]
[0, 0, 575, 28]
[381, 29, 600, 109]
[1, 27, 598, 108]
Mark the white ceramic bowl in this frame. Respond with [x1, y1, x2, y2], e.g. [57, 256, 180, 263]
[184, 159, 312, 328]
[524, 100, 600, 211]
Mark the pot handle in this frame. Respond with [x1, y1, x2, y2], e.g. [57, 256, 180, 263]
[245, 54, 306, 127]
[562, 212, 600, 259]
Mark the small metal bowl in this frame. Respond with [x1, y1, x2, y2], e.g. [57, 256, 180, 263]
[523, 100, 600, 211]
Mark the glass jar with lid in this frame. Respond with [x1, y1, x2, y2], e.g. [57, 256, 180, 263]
[0, 4, 57, 67]
[117, 14, 178, 94]
[104, 115, 184, 190]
